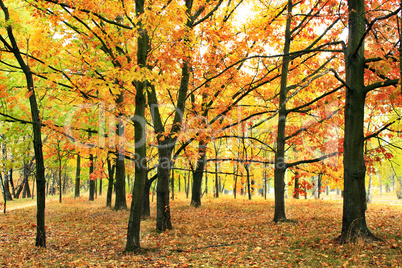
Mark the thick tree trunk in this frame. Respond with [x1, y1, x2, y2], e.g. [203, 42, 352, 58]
[273, 0, 292, 222]
[156, 148, 173, 231]
[191, 141, 207, 207]
[338, 0, 378, 242]
[75, 154, 81, 198]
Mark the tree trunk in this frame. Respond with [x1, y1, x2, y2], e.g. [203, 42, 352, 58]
[205, 164, 208, 195]
[338, 0, 378, 242]
[184, 172, 188, 198]
[294, 175, 300, 199]
[125, 2, 149, 250]
[106, 159, 115, 207]
[317, 174, 322, 199]
[214, 162, 219, 198]
[171, 165, 175, 200]
[58, 157, 62, 203]
[89, 154, 95, 201]
[9, 169, 15, 199]
[142, 174, 157, 218]
[0, 1, 46, 246]
[273, 0, 292, 222]
[156, 148, 173, 231]
[191, 141, 207, 207]
[114, 117, 127, 210]
[22, 176, 31, 199]
[0, 173, 6, 213]
[2, 144, 12, 201]
[246, 164, 251, 200]
[75, 154, 81, 198]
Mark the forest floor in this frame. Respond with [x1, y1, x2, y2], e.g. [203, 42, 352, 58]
[0, 193, 400, 267]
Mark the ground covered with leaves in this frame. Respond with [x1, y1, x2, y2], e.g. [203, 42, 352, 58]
[0, 194, 401, 267]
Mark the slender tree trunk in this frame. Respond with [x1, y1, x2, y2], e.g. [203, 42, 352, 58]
[22, 175, 31, 199]
[75, 154, 81, 198]
[114, 116, 127, 210]
[273, 0, 292, 222]
[317, 174, 322, 199]
[106, 159, 115, 208]
[0, 1, 46, 246]
[205, 164, 208, 195]
[126, 2, 149, 250]
[58, 157, 62, 203]
[171, 165, 175, 200]
[142, 174, 157, 218]
[246, 164, 251, 200]
[9, 169, 15, 199]
[2, 144, 12, 201]
[214, 162, 219, 198]
[95, 177, 98, 199]
[184, 172, 188, 198]
[294, 175, 300, 199]
[89, 154, 95, 201]
[0, 173, 6, 213]
[191, 141, 207, 207]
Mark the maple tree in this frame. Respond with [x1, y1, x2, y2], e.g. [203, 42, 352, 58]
[338, 0, 400, 242]
[0, 0, 47, 247]
[0, 0, 401, 254]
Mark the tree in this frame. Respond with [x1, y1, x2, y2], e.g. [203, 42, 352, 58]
[0, 0, 46, 247]
[126, 0, 149, 251]
[338, 0, 400, 242]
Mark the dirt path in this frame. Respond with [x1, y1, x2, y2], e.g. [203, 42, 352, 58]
[4, 197, 59, 212]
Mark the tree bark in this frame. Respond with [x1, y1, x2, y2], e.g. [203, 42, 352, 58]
[142, 174, 158, 218]
[191, 141, 207, 207]
[106, 158, 115, 207]
[89, 154, 95, 201]
[294, 175, 300, 199]
[114, 114, 127, 210]
[75, 154, 81, 198]
[156, 148, 173, 231]
[125, 0, 149, 251]
[58, 157, 62, 203]
[273, 0, 292, 222]
[214, 161, 219, 198]
[338, 0, 379, 242]
[246, 164, 251, 200]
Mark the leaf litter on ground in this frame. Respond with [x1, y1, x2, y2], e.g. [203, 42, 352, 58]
[0, 194, 400, 267]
